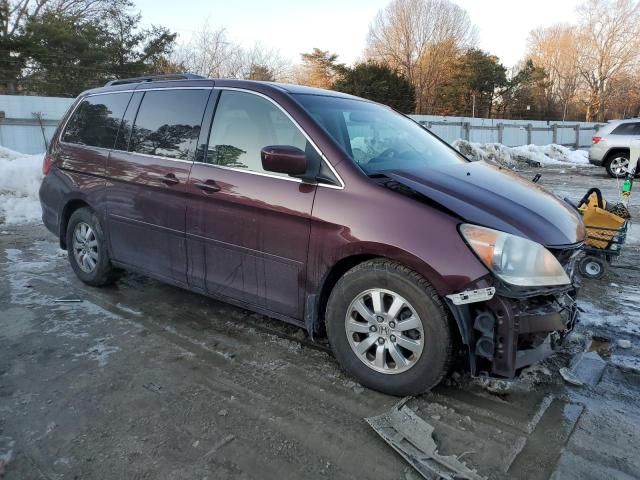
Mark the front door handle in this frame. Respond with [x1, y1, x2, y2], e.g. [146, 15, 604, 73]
[150, 172, 179, 185]
[194, 180, 221, 193]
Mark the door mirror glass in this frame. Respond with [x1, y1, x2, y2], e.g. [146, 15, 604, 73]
[261, 145, 307, 177]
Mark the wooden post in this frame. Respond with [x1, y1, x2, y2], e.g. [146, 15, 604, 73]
[497, 123, 504, 144]
[574, 124, 580, 148]
[551, 124, 558, 144]
[463, 122, 471, 141]
[527, 124, 533, 145]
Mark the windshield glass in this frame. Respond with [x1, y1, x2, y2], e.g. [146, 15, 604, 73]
[293, 94, 467, 175]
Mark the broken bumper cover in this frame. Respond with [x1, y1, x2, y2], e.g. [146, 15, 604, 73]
[447, 286, 579, 378]
[446, 242, 582, 378]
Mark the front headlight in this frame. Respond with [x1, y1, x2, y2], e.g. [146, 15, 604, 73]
[460, 224, 571, 287]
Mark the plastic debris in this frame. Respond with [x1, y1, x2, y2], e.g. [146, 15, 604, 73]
[366, 398, 486, 480]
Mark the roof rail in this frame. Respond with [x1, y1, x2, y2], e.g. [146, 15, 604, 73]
[105, 73, 207, 87]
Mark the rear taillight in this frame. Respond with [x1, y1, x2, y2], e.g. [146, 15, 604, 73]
[42, 154, 54, 175]
[592, 136, 602, 144]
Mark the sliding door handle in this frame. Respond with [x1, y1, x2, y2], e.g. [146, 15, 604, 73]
[149, 172, 179, 185]
[194, 180, 221, 193]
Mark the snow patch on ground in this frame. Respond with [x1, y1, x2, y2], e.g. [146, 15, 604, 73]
[610, 354, 640, 374]
[579, 299, 640, 336]
[453, 140, 592, 168]
[0, 436, 15, 476]
[627, 223, 640, 245]
[0, 146, 44, 224]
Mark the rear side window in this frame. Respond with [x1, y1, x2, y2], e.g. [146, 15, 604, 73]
[61, 93, 130, 148]
[205, 90, 308, 173]
[610, 122, 640, 135]
[129, 89, 209, 160]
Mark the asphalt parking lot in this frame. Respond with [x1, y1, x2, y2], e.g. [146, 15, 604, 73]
[1, 165, 639, 479]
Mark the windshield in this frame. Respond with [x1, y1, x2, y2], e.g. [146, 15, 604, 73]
[293, 94, 467, 175]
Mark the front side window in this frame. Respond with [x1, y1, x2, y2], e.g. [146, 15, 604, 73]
[61, 93, 130, 148]
[129, 89, 209, 160]
[205, 90, 307, 174]
[293, 94, 466, 176]
[611, 122, 640, 135]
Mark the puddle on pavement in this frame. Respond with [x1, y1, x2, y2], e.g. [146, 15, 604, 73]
[588, 335, 611, 358]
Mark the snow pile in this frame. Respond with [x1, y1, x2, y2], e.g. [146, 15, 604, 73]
[453, 139, 591, 168]
[0, 146, 44, 224]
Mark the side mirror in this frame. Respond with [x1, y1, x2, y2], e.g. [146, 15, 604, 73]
[261, 145, 307, 177]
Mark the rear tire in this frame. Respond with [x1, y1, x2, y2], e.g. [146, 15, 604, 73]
[605, 152, 630, 178]
[66, 208, 120, 286]
[325, 259, 452, 396]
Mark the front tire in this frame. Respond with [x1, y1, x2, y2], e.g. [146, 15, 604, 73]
[66, 208, 119, 286]
[325, 259, 452, 396]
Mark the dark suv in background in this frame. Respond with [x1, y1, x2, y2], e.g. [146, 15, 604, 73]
[40, 74, 584, 396]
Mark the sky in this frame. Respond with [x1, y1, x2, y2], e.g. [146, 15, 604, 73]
[134, 0, 582, 68]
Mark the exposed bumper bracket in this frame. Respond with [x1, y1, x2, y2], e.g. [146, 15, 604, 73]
[446, 287, 496, 306]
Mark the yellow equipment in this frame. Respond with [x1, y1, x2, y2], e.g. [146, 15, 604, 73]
[579, 191, 626, 249]
[574, 188, 630, 279]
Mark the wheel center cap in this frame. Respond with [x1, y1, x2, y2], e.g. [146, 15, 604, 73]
[378, 324, 390, 336]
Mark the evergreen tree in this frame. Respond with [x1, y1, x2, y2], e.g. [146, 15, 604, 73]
[332, 62, 416, 113]
[2, 0, 176, 96]
[437, 49, 507, 117]
[297, 48, 345, 89]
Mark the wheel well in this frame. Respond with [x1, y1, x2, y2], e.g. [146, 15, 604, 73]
[605, 148, 629, 164]
[313, 255, 465, 366]
[315, 254, 378, 336]
[59, 199, 91, 249]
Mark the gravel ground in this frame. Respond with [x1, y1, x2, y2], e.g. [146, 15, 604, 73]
[1, 165, 639, 479]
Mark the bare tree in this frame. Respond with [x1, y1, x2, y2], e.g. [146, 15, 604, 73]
[175, 22, 243, 78]
[527, 24, 581, 120]
[365, 0, 477, 113]
[575, 0, 640, 121]
[174, 21, 291, 81]
[240, 43, 291, 81]
[603, 73, 640, 118]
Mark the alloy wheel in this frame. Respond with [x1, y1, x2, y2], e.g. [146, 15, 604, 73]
[609, 156, 629, 176]
[72, 222, 99, 273]
[345, 288, 424, 374]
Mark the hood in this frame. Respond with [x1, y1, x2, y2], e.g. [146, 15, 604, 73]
[384, 161, 585, 247]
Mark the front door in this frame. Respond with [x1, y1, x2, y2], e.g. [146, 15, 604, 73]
[106, 88, 211, 285]
[186, 89, 317, 319]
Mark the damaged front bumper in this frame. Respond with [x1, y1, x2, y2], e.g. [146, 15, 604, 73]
[446, 262, 580, 378]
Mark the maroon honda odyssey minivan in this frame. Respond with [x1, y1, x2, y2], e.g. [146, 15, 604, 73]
[39, 74, 584, 395]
